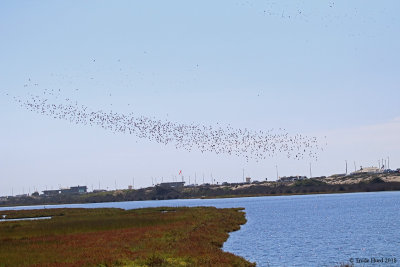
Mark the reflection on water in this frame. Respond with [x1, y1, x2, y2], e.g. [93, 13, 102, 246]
[0, 192, 399, 267]
[0, 216, 52, 222]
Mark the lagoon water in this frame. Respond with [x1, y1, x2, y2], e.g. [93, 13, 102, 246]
[0, 216, 52, 222]
[1, 191, 399, 267]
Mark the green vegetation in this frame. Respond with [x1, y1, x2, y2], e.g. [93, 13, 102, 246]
[0, 207, 254, 267]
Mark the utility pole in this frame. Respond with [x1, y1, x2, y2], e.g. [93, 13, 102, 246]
[345, 160, 348, 175]
[132, 177, 135, 189]
[388, 156, 390, 169]
[242, 168, 245, 183]
[276, 165, 279, 180]
[309, 163, 312, 178]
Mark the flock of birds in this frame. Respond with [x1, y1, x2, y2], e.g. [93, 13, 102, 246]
[258, 1, 336, 20]
[12, 85, 324, 162]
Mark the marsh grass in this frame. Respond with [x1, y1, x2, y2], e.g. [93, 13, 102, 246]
[0, 207, 254, 267]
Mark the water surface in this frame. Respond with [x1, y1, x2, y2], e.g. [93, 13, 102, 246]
[1, 192, 399, 267]
[0, 216, 51, 222]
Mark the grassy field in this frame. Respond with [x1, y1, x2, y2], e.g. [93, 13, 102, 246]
[0, 207, 254, 267]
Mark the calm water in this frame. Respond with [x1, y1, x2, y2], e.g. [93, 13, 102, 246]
[0, 216, 51, 222]
[1, 191, 399, 267]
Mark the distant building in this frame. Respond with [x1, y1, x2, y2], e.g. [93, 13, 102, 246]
[60, 188, 69, 194]
[278, 176, 307, 182]
[43, 189, 61, 196]
[159, 182, 185, 188]
[246, 177, 251, 183]
[0, 196, 8, 202]
[128, 185, 133, 190]
[351, 166, 382, 175]
[93, 189, 107, 193]
[61, 186, 87, 194]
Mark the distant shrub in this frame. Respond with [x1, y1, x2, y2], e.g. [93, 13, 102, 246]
[369, 177, 385, 184]
[293, 179, 327, 187]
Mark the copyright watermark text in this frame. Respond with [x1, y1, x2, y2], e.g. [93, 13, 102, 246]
[349, 257, 397, 265]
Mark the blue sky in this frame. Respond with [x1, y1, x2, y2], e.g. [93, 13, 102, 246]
[1, 1, 399, 196]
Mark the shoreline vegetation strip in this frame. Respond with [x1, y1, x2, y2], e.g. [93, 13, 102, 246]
[1, 174, 400, 208]
[0, 207, 255, 267]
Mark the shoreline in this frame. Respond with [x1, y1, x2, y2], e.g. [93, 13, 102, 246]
[1, 190, 399, 211]
[1, 173, 399, 208]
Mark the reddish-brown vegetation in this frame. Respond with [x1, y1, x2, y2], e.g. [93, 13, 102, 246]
[0, 207, 254, 267]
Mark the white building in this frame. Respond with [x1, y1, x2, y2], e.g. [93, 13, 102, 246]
[351, 166, 382, 175]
